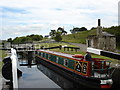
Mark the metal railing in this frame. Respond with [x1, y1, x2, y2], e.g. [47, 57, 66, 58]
[91, 60, 112, 78]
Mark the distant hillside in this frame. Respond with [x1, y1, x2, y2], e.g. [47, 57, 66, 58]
[62, 29, 96, 44]
[62, 26, 120, 50]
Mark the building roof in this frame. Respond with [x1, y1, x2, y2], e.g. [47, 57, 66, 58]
[102, 32, 115, 37]
[87, 31, 115, 38]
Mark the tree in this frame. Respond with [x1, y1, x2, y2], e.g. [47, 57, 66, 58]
[49, 30, 56, 37]
[57, 27, 67, 35]
[31, 35, 43, 41]
[21, 37, 32, 43]
[12, 34, 43, 44]
[54, 32, 62, 42]
[57, 27, 63, 32]
[7, 38, 12, 42]
[70, 27, 80, 33]
[27, 34, 43, 41]
[90, 27, 97, 30]
[49, 27, 67, 38]
[80, 27, 87, 31]
[70, 27, 87, 33]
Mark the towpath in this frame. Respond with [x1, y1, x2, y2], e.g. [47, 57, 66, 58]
[64, 42, 87, 52]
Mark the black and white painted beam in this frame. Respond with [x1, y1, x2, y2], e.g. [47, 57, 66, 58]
[11, 48, 18, 89]
[87, 47, 120, 60]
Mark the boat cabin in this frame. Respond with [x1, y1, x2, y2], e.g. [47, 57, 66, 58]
[36, 50, 112, 78]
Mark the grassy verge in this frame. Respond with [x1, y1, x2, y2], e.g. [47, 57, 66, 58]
[0, 50, 7, 72]
[0, 62, 2, 73]
[0, 50, 7, 59]
[35, 42, 79, 49]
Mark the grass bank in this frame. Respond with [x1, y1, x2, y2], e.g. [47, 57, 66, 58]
[35, 42, 79, 49]
[62, 29, 96, 44]
[0, 62, 2, 73]
[0, 50, 7, 59]
[0, 50, 7, 72]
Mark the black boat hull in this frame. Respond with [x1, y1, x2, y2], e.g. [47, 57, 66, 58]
[35, 56, 101, 88]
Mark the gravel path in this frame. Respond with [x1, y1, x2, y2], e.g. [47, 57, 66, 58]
[66, 42, 87, 52]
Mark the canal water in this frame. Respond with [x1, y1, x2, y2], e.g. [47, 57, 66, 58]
[17, 52, 85, 89]
[18, 65, 61, 89]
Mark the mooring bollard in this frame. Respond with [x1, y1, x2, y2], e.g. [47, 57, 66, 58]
[2, 57, 12, 80]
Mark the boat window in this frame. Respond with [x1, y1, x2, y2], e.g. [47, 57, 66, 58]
[56, 57, 59, 63]
[43, 53, 45, 57]
[41, 52, 43, 57]
[48, 54, 50, 60]
[46, 53, 48, 59]
[39, 52, 41, 56]
[64, 59, 68, 66]
[44, 53, 46, 58]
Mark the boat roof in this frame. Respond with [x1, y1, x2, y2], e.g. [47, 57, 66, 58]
[37, 49, 83, 61]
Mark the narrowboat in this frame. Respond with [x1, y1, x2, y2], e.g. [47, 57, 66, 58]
[35, 49, 113, 89]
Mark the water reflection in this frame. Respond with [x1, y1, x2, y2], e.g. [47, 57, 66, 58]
[18, 52, 36, 68]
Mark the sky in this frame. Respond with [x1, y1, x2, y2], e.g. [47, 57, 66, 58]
[0, 0, 119, 40]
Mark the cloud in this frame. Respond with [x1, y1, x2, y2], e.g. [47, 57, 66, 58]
[1, 6, 27, 14]
[1, 24, 45, 37]
[0, 0, 119, 40]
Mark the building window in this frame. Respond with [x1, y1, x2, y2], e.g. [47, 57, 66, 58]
[88, 40, 91, 47]
[105, 44, 106, 48]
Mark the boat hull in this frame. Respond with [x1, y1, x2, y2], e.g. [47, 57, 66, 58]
[35, 56, 101, 88]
